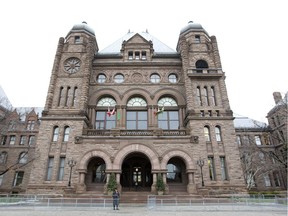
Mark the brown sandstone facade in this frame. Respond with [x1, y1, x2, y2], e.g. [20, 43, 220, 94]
[2, 22, 250, 195]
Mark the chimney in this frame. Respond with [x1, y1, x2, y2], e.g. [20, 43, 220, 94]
[273, 92, 282, 104]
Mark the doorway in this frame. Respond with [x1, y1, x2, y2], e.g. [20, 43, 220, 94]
[121, 152, 152, 191]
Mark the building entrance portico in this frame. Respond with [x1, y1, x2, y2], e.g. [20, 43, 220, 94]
[120, 152, 152, 191]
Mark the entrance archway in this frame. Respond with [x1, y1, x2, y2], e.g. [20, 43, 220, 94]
[121, 152, 152, 191]
[85, 157, 106, 191]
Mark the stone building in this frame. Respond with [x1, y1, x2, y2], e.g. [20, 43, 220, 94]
[1, 21, 250, 195]
[0, 105, 40, 193]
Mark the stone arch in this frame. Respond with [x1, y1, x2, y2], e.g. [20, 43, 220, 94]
[160, 149, 194, 170]
[78, 149, 112, 171]
[122, 88, 152, 105]
[153, 88, 186, 106]
[89, 88, 122, 105]
[113, 144, 160, 170]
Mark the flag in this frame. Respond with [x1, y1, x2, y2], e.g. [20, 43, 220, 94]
[154, 107, 164, 116]
[107, 107, 116, 117]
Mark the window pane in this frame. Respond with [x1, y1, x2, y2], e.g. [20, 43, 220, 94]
[169, 111, 179, 120]
[170, 120, 179, 129]
[127, 111, 136, 120]
[138, 111, 147, 120]
[127, 121, 136, 129]
[138, 121, 147, 129]
[96, 112, 106, 120]
[158, 121, 168, 129]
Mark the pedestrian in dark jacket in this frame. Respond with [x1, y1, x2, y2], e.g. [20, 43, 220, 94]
[112, 188, 120, 210]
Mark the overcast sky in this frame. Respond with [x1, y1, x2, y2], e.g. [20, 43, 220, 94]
[0, 0, 287, 123]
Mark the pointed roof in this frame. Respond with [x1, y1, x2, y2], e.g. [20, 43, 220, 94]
[99, 31, 177, 54]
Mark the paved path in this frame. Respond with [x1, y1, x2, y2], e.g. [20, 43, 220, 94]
[1, 206, 287, 216]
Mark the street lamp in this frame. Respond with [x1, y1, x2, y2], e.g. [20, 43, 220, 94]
[197, 158, 205, 186]
[68, 159, 77, 187]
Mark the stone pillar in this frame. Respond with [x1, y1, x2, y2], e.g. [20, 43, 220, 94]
[187, 172, 197, 194]
[151, 173, 157, 193]
[76, 170, 87, 193]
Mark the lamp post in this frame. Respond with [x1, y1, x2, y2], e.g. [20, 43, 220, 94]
[68, 159, 77, 187]
[197, 158, 205, 186]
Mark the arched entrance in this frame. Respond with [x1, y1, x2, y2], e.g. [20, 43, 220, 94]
[120, 152, 152, 191]
[85, 157, 106, 191]
[166, 157, 188, 193]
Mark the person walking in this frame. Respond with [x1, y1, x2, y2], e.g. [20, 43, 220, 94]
[112, 188, 120, 210]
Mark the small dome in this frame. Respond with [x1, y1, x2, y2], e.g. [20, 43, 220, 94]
[180, 21, 207, 35]
[70, 21, 95, 36]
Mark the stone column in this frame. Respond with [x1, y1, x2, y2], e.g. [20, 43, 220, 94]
[187, 171, 197, 194]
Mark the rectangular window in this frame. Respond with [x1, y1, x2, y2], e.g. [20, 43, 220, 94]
[158, 111, 179, 130]
[128, 51, 133, 60]
[9, 135, 16, 145]
[126, 111, 147, 130]
[135, 51, 140, 60]
[141, 51, 146, 60]
[220, 157, 228, 180]
[264, 174, 271, 187]
[1, 136, 7, 145]
[0, 174, 3, 186]
[26, 120, 35, 130]
[255, 135, 262, 145]
[13, 171, 24, 186]
[28, 135, 35, 145]
[95, 111, 116, 130]
[236, 135, 242, 145]
[75, 36, 80, 43]
[208, 157, 216, 181]
[195, 35, 200, 43]
[57, 157, 65, 181]
[273, 172, 281, 187]
[20, 136, 26, 145]
[46, 157, 54, 181]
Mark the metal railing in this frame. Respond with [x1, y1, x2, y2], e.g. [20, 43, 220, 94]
[0, 193, 287, 212]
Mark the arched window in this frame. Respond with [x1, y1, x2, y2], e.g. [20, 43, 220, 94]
[58, 87, 64, 106]
[150, 73, 160, 83]
[63, 126, 70, 142]
[96, 97, 117, 129]
[195, 60, 208, 73]
[215, 126, 222, 142]
[195, 60, 208, 69]
[26, 119, 35, 130]
[204, 86, 209, 105]
[168, 74, 177, 83]
[114, 74, 124, 83]
[72, 87, 78, 107]
[211, 86, 217, 106]
[0, 152, 7, 164]
[126, 97, 147, 130]
[157, 97, 179, 130]
[19, 152, 28, 164]
[97, 74, 106, 83]
[65, 86, 71, 107]
[204, 126, 211, 142]
[52, 126, 59, 142]
[197, 86, 202, 106]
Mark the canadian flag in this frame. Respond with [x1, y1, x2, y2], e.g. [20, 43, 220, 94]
[107, 107, 116, 117]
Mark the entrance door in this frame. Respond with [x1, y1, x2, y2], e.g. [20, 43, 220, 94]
[121, 153, 152, 191]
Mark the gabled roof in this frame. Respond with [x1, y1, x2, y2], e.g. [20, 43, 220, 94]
[99, 31, 177, 54]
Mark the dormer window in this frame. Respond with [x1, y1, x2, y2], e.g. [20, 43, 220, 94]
[141, 51, 146, 60]
[135, 51, 140, 60]
[195, 35, 200, 43]
[75, 36, 80, 44]
[128, 51, 133, 60]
